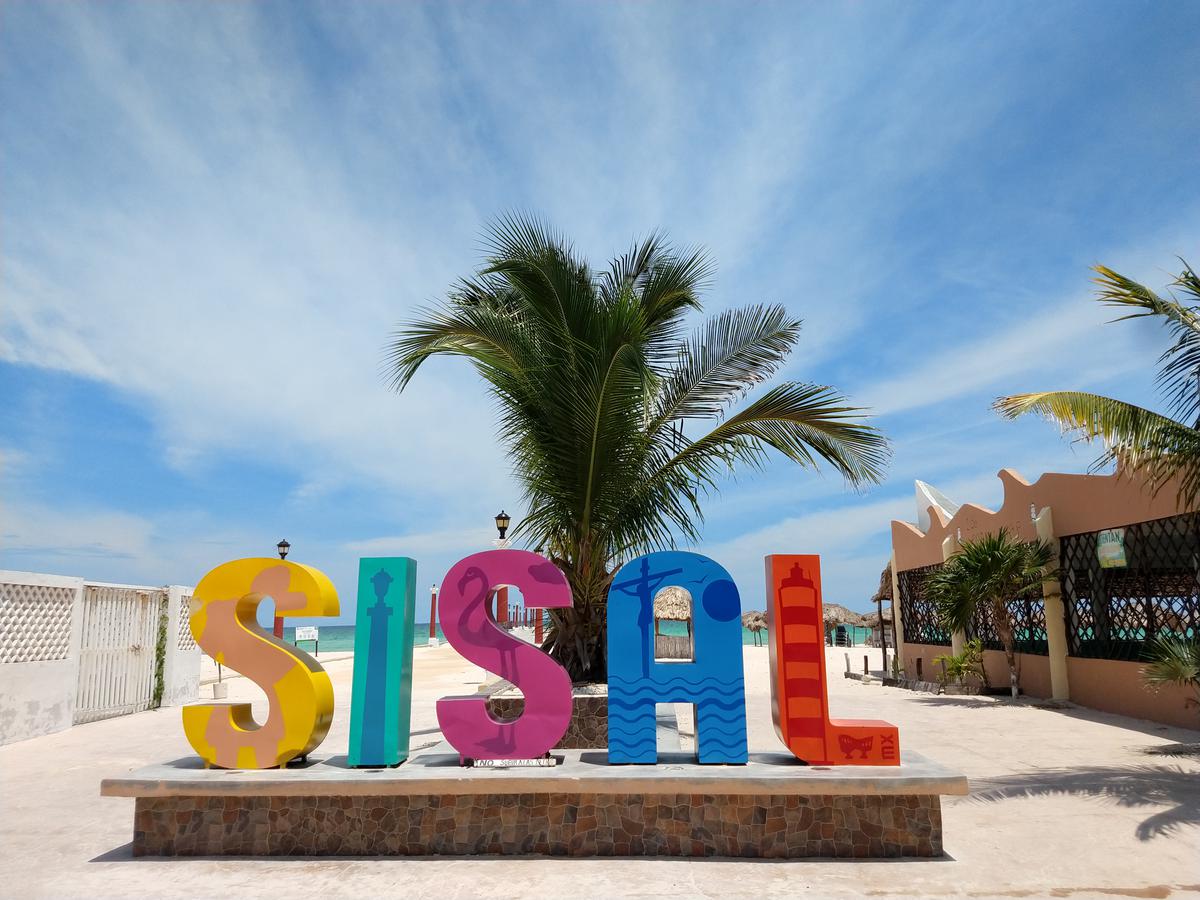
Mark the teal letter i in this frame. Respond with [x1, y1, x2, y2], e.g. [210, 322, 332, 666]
[347, 557, 417, 767]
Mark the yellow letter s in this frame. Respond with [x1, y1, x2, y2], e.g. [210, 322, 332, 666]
[183, 557, 339, 769]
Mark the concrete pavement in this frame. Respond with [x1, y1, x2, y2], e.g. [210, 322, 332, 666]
[1, 643, 1197, 899]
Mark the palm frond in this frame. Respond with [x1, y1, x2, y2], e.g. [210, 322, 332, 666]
[651, 304, 801, 427]
[927, 528, 1055, 643]
[668, 382, 890, 487]
[1142, 636, 1200, 690]
[599, 232, 666, 302]
[994, 391, 1200, 506]
[1094, 261, 1200, 426]
[383, 299, 537, 393]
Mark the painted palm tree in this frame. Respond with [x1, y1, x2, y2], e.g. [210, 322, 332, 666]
[926, 529, 1055, 698]
[996, 260, 1200, 508]
[385, 216, 889, 681]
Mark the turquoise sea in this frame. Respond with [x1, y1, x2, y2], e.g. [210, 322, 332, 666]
[284, 620, 873, 653]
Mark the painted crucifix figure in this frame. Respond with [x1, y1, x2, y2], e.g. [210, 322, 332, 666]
[610, 555, 683, 677]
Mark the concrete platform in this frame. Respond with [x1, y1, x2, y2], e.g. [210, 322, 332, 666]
[102, 746, 966, 859]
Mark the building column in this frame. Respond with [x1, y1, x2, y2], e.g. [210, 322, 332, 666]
[496, 586, 509, 625]
[889, 550, 905, 676]
[941, 534, 965, 656]
[1034, 506, 1071, 700]
[428, 585, 438, 645]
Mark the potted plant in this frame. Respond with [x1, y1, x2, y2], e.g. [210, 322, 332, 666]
[934, 639, 989, 695]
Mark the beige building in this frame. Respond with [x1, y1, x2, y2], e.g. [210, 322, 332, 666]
[889, 468, 1199, 729]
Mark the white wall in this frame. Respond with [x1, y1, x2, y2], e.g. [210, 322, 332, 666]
[161, 584, 201, 706]
[0, 571, 200, 746]
[0, 571, 85, 745]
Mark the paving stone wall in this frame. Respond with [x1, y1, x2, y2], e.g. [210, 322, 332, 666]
[133, 792, 942, 858]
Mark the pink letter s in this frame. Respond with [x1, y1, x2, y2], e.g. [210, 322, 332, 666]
[436, 549, 573, 761]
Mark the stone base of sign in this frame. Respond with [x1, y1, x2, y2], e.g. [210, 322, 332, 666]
[103, 747, 966, 859]
[485, 683, 608, 750]
[129, 790, 942, 858]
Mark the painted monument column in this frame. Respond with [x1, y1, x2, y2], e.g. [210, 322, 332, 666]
[183, 558, 339, 769]
[607, 551, 748, 765]
[435, 549, 573, 761]
[347, 557, 417, 767]
[765, 554, 899, 766]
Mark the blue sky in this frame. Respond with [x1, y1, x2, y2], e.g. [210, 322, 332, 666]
[2, 1, 1198, 625]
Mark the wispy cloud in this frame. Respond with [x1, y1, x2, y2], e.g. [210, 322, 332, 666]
[854, 223, 1200, 418]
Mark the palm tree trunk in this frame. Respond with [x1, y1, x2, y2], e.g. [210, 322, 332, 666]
[545, 604, 607, 682]
[993, 598, 1019, 698]
[543, 557, 612, 683]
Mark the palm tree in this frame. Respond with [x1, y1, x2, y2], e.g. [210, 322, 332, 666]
[926, 529, 1055, 698]
[1142, 636, 1200, 719]
[996, 260, 1200, 508]
[385, 216, 889, 681]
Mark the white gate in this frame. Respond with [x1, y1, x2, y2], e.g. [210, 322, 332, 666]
[74, 584, 166, 724]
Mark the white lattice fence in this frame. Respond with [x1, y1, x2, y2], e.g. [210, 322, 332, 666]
[74, 584, 167, 724]
[176, 591, 197, 652]
[2, 572, 200, 744]
[0, 582, 76, 663]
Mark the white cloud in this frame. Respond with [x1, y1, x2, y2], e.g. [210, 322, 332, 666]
[854, 227, 1200, 418]
[1, 1, 1149, 513]
[342, 528, 483, 560]
[0, 500, 155, 566]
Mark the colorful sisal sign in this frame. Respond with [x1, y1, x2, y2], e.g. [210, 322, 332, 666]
[185, 549, 899, 770]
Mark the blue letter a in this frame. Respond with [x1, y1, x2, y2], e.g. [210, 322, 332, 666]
[606, 551, 748, 764]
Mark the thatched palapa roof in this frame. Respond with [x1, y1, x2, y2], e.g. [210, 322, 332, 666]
[863, 609, 893, 628]
[653, 586, 692, 621]
[741, 610, 767, 631]
[871, 563, 893, 604]
[823, 603, 867, 628]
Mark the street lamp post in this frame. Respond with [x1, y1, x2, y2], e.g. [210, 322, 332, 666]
[273, 539, 290, 638]
[533, 544, 546, 645]
[493, 511, 511, 626]
[429, 584, 439, 645]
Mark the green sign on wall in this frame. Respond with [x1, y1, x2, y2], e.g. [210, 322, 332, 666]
[1096, 528, 1127, 568]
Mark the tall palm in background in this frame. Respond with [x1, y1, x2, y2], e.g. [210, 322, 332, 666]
[927, 529, 1056, 698]
[386, 216, 889, 681]
[996, 260, 1200, 508]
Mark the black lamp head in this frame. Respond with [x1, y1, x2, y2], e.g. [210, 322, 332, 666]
[494, 510, 511, 540]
